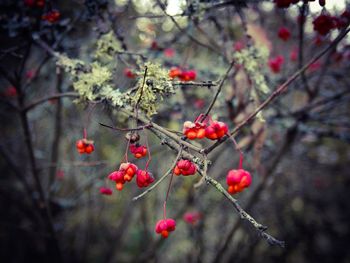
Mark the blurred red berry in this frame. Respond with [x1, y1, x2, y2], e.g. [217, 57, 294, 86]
[233, 41, 244, 52]
[2, 86, 18, 97]
[290, 47, 298, 62]
[100, 187, 113, 195]
[183, 211, 201, 225]
[169, 67, 182, 79]
[155, 218, 176, 238]
[313, 14, 336, 35]
[278, 27, 291, 41]
[164, 48, 175, 58]
[268, 55, 284, 73]
[42, 10, 60, 23]
[124, 68, 136, 78]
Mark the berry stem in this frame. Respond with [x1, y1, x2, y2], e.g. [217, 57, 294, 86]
[227, 133, 244, 169]
[124, 138, 130, 163]
[144, 129, 152, 170]
[83, 128, 87, 139]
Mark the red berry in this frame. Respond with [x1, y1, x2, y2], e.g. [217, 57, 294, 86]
[119, 162, 138, 182]
[278, 27, 291, 41]
[205, 121, 228, 140]
[183, 211, 201, 225]
[130, 144, 147, 159]
[313, 14, 336, 36]
[100, 187, 113, 195]
[155, 218, 176, 238]
[136, 170, 154, 188]
[290, 47, 298, 62]
[164, 48, 175, 58]
[233, 41, 244, 52]
[226, 169, 252, 195]
[169, 67, 182, 79]
[268, 55, 284, 74]
[174, 159, 197, 176]
[124, 68, 136, 78]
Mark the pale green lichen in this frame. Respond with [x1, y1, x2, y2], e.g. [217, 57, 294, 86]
[233, 45, 269, 94]
[94, 31, 122, 64]
[127, 61, 174, 116]
[233, 45, 270, 122]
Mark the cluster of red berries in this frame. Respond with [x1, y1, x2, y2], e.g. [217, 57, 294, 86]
[42, 10, 60, 23]
[174, 159, 197, 176]
[183, 115, 228, 141]
[76, 139, 95, 154]
[169, 67, 197, 81]
[155, 218, 176, 238]
[278, 27, 291, 41]
[24, 0, 45, 7]
[129, 144, 148, 159]
[108, 163, 155, 191]
[226, 169, 252, 195]
[268, 55, 284, 74]
[124, 68, 136, 79]
[313, 11, 350, 36]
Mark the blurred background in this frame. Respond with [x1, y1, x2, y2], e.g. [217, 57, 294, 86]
[0, 0, 350, 262]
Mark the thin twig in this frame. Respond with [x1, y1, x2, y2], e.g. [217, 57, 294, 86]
[204, 27, 350, 154]
[99, 122, 152, 132]
[203, 60, 236, 118]
[133, 148, 183, 201]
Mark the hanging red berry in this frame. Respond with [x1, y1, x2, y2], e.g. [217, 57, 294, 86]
[205, 121, 228, 140]
[76, 139, 95, 154]
[129, 144, 148, 159]
[268, 55, 284, 74]
[155, 218, 176, 238]
[226, 169, 252, 195]
[108, 170, 126, 191]
[313, 14, 336, 36]
[99, 187, 113, 195]
[174, 159, 197, 176]
[119, 162, 138, 182]
[136, 170, 154, 188]
[278, 27, 291, 41]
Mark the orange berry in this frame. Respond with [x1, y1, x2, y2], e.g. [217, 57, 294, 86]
[186, 131, 197, 140]
[76, 140, 85, 149]
[161, 230, 169, 238]
[124, 174, 132, 181]
[85, 144, 94, 154]
[116, 182, 124, 191]
[196, 128, 206, 139]
[174, 166, 181, 175]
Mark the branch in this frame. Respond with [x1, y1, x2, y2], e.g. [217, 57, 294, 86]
[132, 148, 182, 201]
[203, 60, 236, 118]
[204, 26, 350, 154]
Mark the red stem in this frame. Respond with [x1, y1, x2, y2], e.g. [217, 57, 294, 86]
[227, 133, 244, 169]
[144, 129, 152, 170]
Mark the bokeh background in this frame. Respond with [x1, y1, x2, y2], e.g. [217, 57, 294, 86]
[0, 0, 350, 262]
